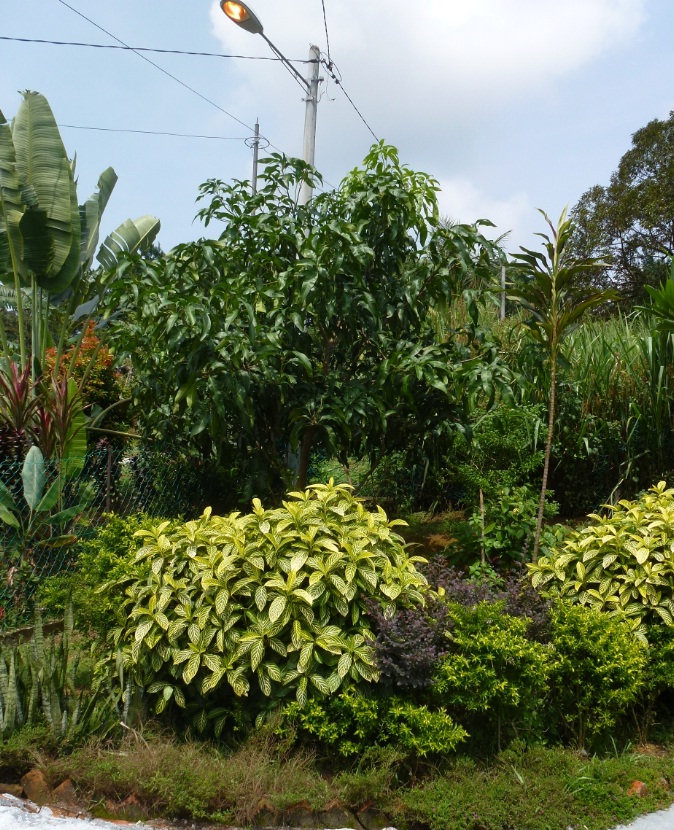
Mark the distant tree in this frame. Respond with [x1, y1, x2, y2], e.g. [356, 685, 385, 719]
[571, 111, 674, 303]
[104, 144, 510, 498]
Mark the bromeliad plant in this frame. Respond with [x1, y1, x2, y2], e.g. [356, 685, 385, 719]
[102, 481, 427, 733]
[529, 481, 674, 639]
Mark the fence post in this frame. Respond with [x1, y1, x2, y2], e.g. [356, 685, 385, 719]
[106, 443, 112, 513]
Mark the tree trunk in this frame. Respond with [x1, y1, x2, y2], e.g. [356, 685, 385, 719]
[296, 428, 316, 490]
[533, 359, 556, 562]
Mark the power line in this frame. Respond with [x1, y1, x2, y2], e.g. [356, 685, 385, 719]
[51, 1, 338, 190]
[54, 0, 257, 135]
[320, 57, 379, 142]
[0, 35, 308, 63]
[320, 0, 332, 65]
[59, 124, 248, 140]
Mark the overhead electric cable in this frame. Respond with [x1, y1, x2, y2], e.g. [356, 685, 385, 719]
[51, 0, 336, 190]
[54, 0, 256, 134]
[320, 57, 378, 142]
[59, 124, 247, 140]
[0, 35, 307, 63]
[320, 0, 332, 65]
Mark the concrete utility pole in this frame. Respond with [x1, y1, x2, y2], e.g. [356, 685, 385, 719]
[299, 44, 322, 206]
[500, 265, 507, 321]
[251, 120, 260, 194]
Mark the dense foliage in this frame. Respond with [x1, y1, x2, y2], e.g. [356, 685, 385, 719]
[104, 144, 509, 496]
[571, 110, 674, 302]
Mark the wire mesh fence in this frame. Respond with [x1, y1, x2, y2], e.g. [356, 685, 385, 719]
[0, 440, 203, 629]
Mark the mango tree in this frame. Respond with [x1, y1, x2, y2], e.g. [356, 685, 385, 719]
[105, 143, 509, 497]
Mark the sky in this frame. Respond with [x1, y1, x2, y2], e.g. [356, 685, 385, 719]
[1, 0, 673, 255]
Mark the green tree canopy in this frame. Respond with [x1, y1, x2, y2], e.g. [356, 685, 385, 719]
[571, 111, 674, 303]
[104, 143, 509, 497]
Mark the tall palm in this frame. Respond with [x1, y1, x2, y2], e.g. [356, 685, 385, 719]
[509, 209, 616, 560]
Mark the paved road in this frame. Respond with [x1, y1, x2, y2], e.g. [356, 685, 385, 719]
[2, 795, 674, 830]
[610, 802, 674, 830]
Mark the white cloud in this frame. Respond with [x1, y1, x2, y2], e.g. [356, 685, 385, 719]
[437, 178, 531, 247]
[209, 0, 646, 119]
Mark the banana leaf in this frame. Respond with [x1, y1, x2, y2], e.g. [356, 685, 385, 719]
[12, 93, 80, 288]
[97, 214, 160, 269]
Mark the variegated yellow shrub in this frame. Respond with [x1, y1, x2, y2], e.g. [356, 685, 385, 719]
[529, 481, 674, 640]
[99, 480, 426, 733]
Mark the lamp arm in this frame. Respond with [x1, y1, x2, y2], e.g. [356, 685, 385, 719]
[261, 33, 312, 92]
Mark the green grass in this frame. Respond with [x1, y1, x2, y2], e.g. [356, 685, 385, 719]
[3, 728, 674, 829]
[398, 743, 674, 830]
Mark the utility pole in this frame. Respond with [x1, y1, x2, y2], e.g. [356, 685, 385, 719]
[251, 119, 260, 194]
[298, 44, 322, 206]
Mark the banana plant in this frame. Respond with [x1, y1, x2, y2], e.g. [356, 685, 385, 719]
[0, 91, 159, 441]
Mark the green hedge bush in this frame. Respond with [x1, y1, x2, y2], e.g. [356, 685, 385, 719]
[39, 513, 167, 637]
[548, 603, 646, 748]
[432, 601, 550, 749]
[281, 688, 467, 760]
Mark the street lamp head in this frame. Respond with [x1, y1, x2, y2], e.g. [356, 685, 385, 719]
[220, 1, 264, 35]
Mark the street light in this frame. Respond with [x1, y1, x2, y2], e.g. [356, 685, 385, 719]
[221, 2, 263, 35]
[220, 0, 321, 205]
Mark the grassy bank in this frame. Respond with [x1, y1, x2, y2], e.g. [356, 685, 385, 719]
[3, 728, 674, 830]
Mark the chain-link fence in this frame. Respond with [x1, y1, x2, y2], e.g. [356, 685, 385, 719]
[0, 441, 206, 628]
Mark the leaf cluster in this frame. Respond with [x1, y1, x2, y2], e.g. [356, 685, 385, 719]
[280, 687, 467, 760]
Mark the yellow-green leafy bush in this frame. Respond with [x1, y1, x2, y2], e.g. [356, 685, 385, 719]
[281, 689, 467, 759]
[529, 482, 674, 639]
[547, 603, 646, 748]
[101, 481, 426, 732]
[432, 602, 550, 748]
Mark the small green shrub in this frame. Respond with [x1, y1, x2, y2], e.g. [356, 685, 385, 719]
[529, 481, 674, 638]
[281, 688, 467, 760]
[469, 485, 559, 566]
[432, 602, 550, 749]
[39, 513, 167, 637]
[444, 404, 546, 507]
[548, 603, 646, 748]
[101, 481, 427, 731]
[633, 623, 674, 742]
